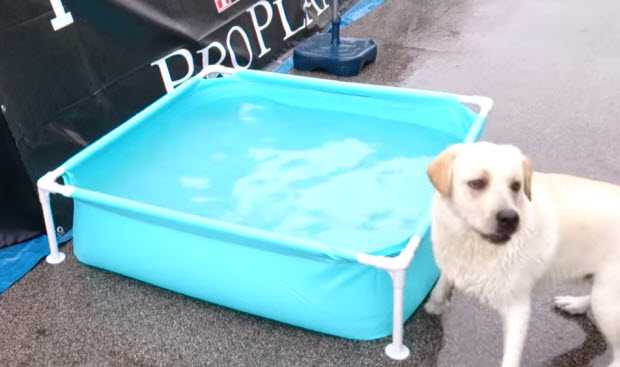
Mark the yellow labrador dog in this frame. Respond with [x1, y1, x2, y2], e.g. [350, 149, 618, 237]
[424, 142, 620, 367]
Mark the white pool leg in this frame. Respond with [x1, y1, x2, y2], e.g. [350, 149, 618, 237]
[385, 269, 410, 360]
[37, 185, 66, 264]
[357, 235, 421, 360]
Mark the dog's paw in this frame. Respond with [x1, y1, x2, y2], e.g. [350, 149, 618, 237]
[424, 300, 449, 315]
[553, 295, 590, 315]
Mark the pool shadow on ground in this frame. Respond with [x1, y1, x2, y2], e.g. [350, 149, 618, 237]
[401, 308, 445, 366]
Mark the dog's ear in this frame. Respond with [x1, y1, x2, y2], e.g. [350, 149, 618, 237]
[427, 149, 456, 196]
[522, 157, 533, 201]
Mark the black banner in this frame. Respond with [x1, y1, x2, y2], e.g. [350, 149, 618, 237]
[0, 113, 43, 248]
[0, 0, 338, 236]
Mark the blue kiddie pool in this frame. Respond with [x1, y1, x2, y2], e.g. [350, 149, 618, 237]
[37, 66, 491, 360]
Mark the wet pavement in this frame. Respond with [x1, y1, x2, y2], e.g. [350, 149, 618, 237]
[2, 0, 620, 365]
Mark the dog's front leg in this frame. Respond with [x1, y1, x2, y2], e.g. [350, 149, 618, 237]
[499, 298, 531, 367]
[424, 273, 453, 315]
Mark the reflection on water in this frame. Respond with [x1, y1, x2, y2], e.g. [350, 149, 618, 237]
[229, 138, 434, 253]
[180, 176, 211, 190]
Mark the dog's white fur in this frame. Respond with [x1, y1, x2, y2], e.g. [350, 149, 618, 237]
[424, 142, 620, 367]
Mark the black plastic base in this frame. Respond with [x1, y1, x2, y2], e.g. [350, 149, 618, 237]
[293, 33, 377, 77]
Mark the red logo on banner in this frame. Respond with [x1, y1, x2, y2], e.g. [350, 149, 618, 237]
[215, 0, 237, 13]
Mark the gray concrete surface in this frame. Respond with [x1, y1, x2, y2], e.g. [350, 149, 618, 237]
[2, 0, 620, 366]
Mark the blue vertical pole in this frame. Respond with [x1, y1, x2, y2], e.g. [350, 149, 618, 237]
[331, 0, 341, 46]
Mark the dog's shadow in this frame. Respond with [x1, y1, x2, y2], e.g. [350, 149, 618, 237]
[404, 300, 607, 367]
[541, 309, 608, 367]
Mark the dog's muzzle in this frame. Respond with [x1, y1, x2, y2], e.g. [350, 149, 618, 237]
[476, 209, 520, 245]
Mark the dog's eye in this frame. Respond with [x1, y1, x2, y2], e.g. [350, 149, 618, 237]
[468, 179, 487, 190]
[511, 181, 521, 192]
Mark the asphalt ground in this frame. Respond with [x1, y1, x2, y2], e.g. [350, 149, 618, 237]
[2, 0, 619, 365]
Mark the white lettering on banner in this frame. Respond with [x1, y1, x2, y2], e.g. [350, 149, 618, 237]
[50, 0, 74, 30]
[151, 49, 195, 93]
[197, 42, 227, 68]
[305, 0, 329, 25]
[272, 0, 305, 41]
[246, 1, 273, 58]
[226, 26, 253, 69]
[152, 0, 330, 92]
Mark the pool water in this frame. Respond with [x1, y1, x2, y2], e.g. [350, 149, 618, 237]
[67, 77, 465, 254]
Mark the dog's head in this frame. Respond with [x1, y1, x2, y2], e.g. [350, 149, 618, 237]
[427, 142, 533, 245]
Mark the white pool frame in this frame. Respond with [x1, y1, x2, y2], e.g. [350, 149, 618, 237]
[37, 65, 492, 360]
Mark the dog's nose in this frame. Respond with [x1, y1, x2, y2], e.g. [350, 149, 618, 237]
[496, 209, 519, 232]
